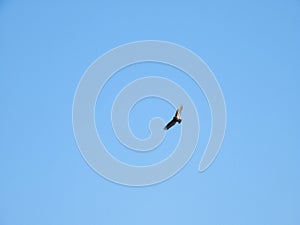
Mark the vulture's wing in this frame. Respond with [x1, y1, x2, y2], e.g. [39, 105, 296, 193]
[164, 118, 177, 130]
[175, 105, 183, 119]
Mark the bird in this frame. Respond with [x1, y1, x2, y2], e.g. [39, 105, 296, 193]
[164, 105, 183, 130]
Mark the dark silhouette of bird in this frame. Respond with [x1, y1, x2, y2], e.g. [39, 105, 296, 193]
[164, 105, 183, 130]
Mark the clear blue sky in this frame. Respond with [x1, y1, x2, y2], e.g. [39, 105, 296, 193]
[1, 0, 299, 224]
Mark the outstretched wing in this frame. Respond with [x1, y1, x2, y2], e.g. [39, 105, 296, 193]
[164, 118, 177, 130]
[175, 105, 183, 119]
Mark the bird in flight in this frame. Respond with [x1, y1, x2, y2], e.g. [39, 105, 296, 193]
[164, 105, 183, 130]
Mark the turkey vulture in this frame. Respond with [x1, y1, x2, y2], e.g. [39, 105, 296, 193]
[164, 105, 183, 130]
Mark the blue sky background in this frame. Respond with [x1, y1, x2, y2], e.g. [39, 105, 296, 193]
[1, 0, 299, 225]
